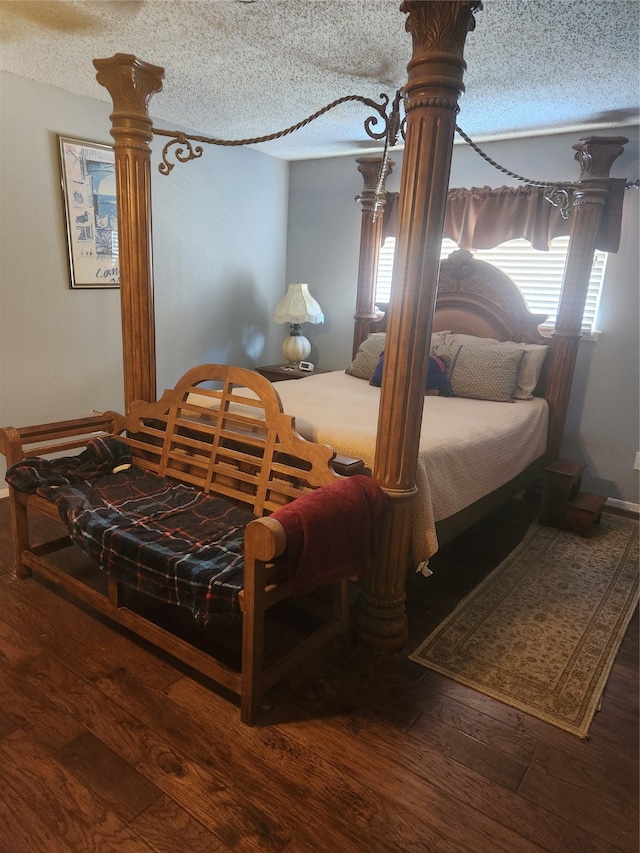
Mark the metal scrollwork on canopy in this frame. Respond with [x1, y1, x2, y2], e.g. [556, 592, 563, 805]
[158, 134, 203, 175]
[154, 88, 635, 222]
[153, 92, 400, 175]
[543, 185, 573, 219]
[370, 88, 405, 221]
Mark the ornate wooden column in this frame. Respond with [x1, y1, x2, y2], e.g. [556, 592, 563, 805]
[94, 54, 164, 410]
[352, 157, 394, 358]
[356, 1, 482, 653]
[545, 135, 627, 461]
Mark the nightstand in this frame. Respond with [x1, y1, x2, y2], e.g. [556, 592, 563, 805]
[256, 364, 330, 382]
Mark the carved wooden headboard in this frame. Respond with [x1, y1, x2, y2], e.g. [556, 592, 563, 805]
[433, 250, 548, 343]
[370, 248, 548, 346]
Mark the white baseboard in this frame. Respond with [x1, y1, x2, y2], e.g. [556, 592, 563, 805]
[0, 487, 8, 501]
[606, 497, 640, 515]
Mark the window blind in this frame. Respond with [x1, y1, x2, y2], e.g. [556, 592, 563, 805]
[375, 236, 607, 334]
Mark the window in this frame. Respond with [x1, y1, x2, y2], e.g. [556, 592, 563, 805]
[375, 236, 607, 335]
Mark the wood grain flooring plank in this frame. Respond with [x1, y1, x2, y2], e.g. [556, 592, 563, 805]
[0, 728, 159, 853]
[288, 661, 530, 792]
[4, 572, 181, 692]
[167, 675, 548, 853]
[586, 720, 639, 760]
[518, 766, 639, 852]
[0, 705, 18, 740]
[56, 731, 162, 822]
[129, 795, 234, 853]
[277, 679, 627, 853]
[0, 791, 76, 853]
[0, 656, 85, 751]
[13, 651, 292, 853]
[408, 709, 528, 790]
[0, 617, 43, 668]
[99, 666, 408, 853]
[530, 738, 639, 810]
[411, 681, 540, 763]
[301, 656, 532, 791]
[599, 657, 640, 712]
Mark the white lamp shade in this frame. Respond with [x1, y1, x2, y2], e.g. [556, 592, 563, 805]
[273, 283, 324, 325]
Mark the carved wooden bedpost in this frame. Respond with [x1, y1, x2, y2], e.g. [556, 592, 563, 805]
[94, 54, 164, 410]
[545, 136, 627, 461]
[352, 157, 394, 358]
[356, 1, 481, 653]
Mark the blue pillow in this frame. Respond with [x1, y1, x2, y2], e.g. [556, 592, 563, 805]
[370, 352, 451, 396]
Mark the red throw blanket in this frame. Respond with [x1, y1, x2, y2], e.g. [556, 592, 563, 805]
[270, 475, 387, 595]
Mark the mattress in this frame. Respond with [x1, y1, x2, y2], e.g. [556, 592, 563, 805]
[271, 371, 549, 564]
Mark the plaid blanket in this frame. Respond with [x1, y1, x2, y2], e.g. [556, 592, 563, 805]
[5, 436, 132, 494]
[46, 468, 255, 624]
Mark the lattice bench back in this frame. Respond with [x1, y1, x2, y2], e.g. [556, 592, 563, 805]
[108, 364, 338, 517]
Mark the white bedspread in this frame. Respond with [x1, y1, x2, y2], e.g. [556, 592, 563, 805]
[272, 371, 548, 563]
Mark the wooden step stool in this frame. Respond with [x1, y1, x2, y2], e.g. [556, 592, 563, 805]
[539, 458, 606, 537]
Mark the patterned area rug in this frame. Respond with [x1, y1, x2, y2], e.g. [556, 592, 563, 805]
[409, 513, 639, 738]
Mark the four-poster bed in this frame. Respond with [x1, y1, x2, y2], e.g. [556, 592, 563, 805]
[1, 2, 630, 692]
[85, 3, 630, 653]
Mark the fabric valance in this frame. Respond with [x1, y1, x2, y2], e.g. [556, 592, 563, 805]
[381, 179, 626, 253]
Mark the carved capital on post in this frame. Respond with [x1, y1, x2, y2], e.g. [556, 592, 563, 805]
[94, 54, 164, 135]
[400, 0, 481, 111]
[356, 156, 394, 213]
[573, 136, 629, 179]
[557, 135, 627, 337]
[401, 0, 481, 53]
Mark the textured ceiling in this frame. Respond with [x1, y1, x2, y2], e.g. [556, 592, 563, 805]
[1, 0, 638, 160]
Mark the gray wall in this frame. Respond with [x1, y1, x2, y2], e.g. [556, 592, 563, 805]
[287, 127, 640, 507]
[0, 73, 289, 483]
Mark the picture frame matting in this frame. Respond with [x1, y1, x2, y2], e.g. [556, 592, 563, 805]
[58, 135, 119, 289]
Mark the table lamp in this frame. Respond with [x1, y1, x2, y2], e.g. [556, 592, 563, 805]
[273, 282, 324, 367]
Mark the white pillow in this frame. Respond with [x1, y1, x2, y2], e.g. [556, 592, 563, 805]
[444, 334, 548, 399]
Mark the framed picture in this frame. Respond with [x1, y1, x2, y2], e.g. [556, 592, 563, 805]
[58, 136, 119, 288]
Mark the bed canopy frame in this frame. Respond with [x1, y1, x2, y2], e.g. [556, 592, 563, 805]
[93, 1, 627, 655]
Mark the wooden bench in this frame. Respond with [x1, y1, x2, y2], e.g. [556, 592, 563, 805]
[0, 364, 376, 724]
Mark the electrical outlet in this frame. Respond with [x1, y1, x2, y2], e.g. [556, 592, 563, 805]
[634, 452, 640, 471]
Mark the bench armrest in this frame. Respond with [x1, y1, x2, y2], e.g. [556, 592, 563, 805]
[244, 516, 288, 563]
[0, 416, 116, 467]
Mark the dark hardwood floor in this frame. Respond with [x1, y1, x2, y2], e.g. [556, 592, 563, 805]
[0, 496, 637, 853]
